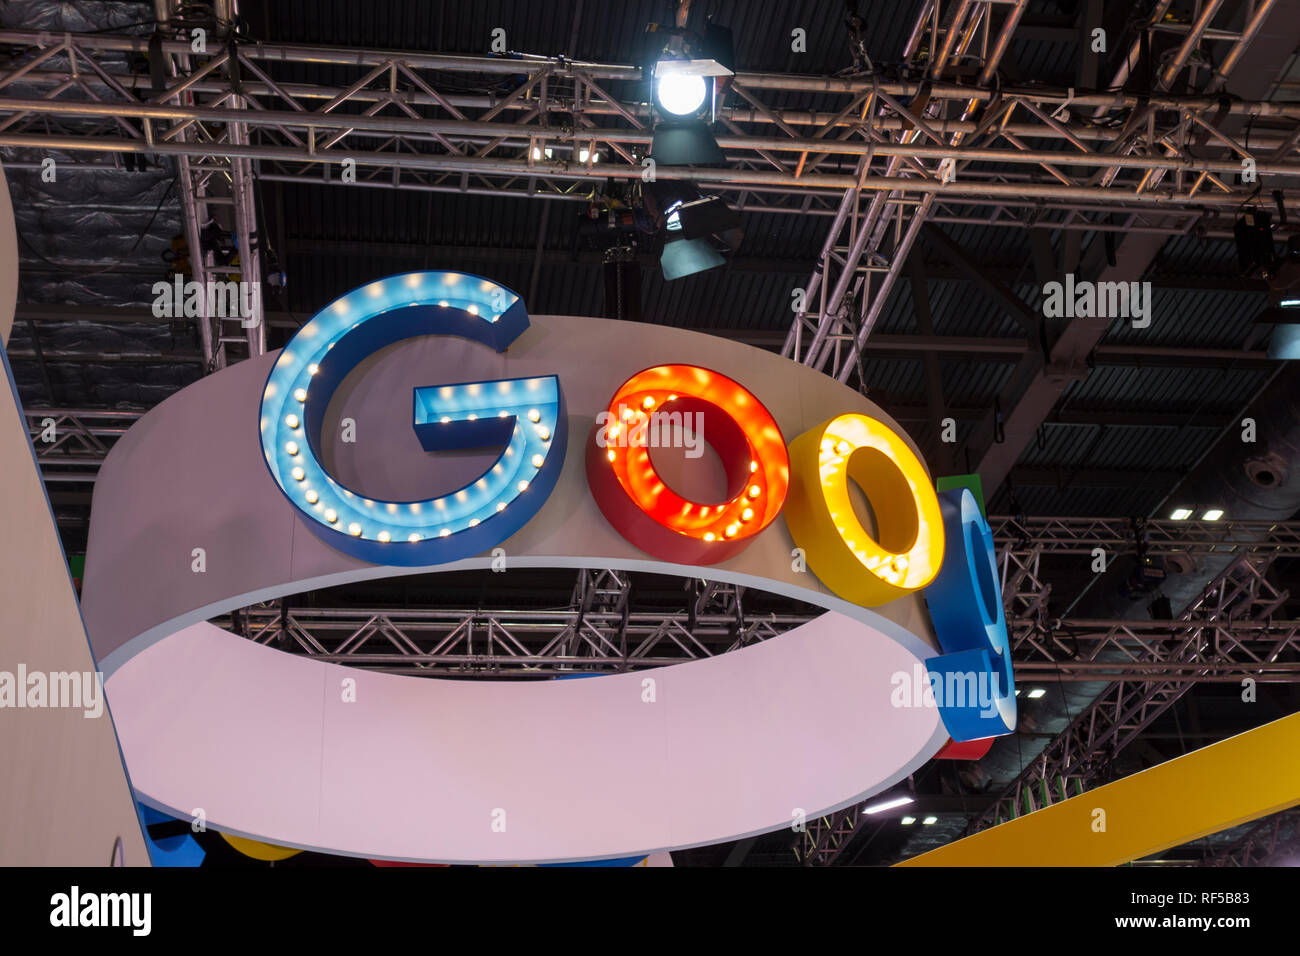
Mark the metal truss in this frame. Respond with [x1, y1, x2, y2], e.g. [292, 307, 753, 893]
[796, 546, 1297, 865]
[151, 0, 264, 370]
[1200, 807, 1300, 866]
[2, 14, 1299, 231]
[989, 515, 1300, 558]
[21, 407, 139, 483]
[967, 553, 1294, 833]
[782, 0, 1299, 383]
[218, 572, 793, 676]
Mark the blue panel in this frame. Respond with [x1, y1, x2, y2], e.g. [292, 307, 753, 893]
[138, 804, 205, 867]
[922, 487, 1017, 741]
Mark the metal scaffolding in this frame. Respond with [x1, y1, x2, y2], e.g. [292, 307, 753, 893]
[968, 552, 1294, 833]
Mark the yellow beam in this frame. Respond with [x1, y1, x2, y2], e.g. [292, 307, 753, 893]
[898, 712, 1300, 866]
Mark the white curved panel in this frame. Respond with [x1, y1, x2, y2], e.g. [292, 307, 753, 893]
[82, 312, 948, 861]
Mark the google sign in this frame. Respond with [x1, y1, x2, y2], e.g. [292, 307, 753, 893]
[81, 271, 1015, 863]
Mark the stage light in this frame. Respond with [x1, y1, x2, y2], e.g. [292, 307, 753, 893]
[650, 121, 724, 166]
[645, 25, 733, 167]
[901, 816, 917, 825]
[863, 795, 914, 815]
[921, 816, 938, 825]
[1169, 508, 1193, 520]
[660, 236, 726, 280]
[1202, 509, 1224, 520]
[672, 196, 742, 242]
[656, 71, 707, 115]
[1026, 688, 1047, 699]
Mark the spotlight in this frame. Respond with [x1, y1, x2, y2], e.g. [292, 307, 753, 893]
[921, 816, 938, 825]
[1169, 508, 1193, 520]
[1026, 688, 1047, 699]
[1234, 210, 1277, 278]
[656, 70, 707, 116]
[660, 236, 726, 280]
[1202, 509, 1224, 521]
[900, 816, 917, 825]
[645, 181, 742, 281]
[672, 196, 742, 243]
[645, 21, 734, 166]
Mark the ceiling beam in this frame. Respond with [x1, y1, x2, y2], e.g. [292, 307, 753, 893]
[959, 229, 1173, 495]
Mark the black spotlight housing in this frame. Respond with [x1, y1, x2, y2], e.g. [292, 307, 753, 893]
[644, 180, 742, 281]
[644, 21, 734, 167]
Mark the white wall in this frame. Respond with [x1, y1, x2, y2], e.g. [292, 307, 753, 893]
[0, 355, 148, 864]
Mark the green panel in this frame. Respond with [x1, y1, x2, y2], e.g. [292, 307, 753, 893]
[936, 473, 987, 517]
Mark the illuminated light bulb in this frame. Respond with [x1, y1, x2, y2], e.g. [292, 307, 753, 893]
[528, 409, 541, 423]
[377, 531, 391, 543]
[517, 480, 529, 492]
[440, 416, 451, 424]
[609, 424, 620, 437]
[606, 449, 616, 462]
[308, 364, 319, 375]
[439, 528, 451, 538]
[469, 518, 479, 528]
[724, 524, 739, 538]
[497, 502, 507, 512]
[820, 439, 833, 453]
[468, 304, 480, 316]
[704, 532, 716, 542]
[836, 441, 851, 455]
[324, 509, 338, 524]
[537, 426, 550, 441]
[642, 396, 655, 410]
[741, 508, 754, 521]
[531, 454, 545, 468]
[348, 522, 362, 536]
[467, 413, 478, 421]
[285, 441, 300, 456]
[291, 467, 305, 482]
[305, 490, 319, 504]
[293, 388, 307, 403]
[668, 394, 678, 401]
[747, 485, 761, 498]
[499, 410, 510, 418]
[285, 414, 300, 429]
[439, 300, 449, 308]
[408, 533, 422, 543]
[749, 461, 758, 473]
